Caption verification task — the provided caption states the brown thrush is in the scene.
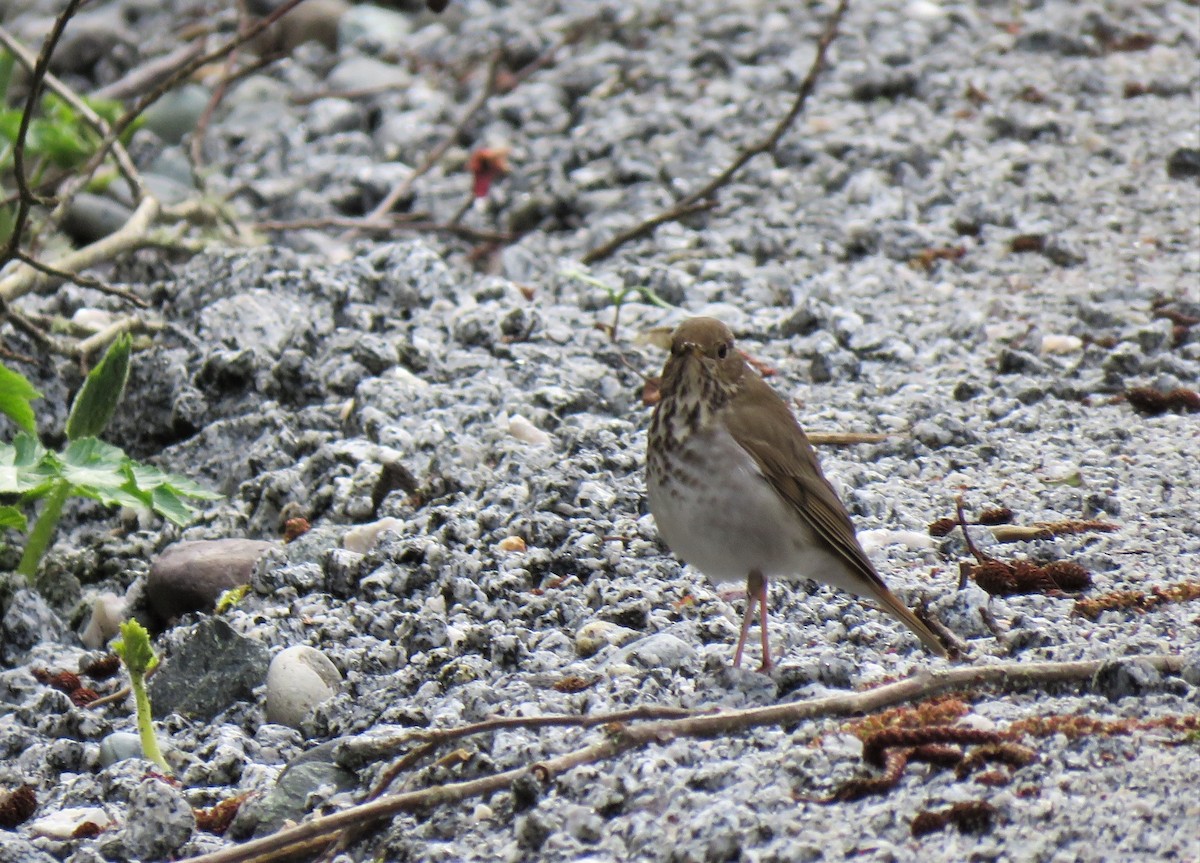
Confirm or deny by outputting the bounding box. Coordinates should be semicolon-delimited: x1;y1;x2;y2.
646;317;948;670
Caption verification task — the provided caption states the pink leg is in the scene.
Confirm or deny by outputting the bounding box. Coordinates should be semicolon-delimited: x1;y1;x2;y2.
753;572;773;672
732;576;759;669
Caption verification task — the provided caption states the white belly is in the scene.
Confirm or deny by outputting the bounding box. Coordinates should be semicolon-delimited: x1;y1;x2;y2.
647;427;855;591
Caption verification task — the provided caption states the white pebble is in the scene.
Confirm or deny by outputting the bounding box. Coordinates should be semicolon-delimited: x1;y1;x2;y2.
1040;333;1083;354
508;414;552;446
30;807;113;839
343;517;405;553
265;646;343;730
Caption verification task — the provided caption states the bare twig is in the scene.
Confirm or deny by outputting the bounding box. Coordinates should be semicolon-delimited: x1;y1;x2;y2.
191;0;274;169
0;196;161;304
580;0;852;264
807;431;892;446
340;51;504;242
0;24;143;200
0;0;88;267
60;0;312;207
258;215;516;244
73;316;159;361
12;251;147;307
180;654;1183;863
90;41;208;102
0;304;55;352
955;495;988;564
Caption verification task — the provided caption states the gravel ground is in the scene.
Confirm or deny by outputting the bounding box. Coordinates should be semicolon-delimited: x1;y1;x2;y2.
1;0;1198;861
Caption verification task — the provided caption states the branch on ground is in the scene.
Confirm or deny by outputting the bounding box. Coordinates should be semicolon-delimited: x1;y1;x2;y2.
580;0;852;264
179;653;1184;863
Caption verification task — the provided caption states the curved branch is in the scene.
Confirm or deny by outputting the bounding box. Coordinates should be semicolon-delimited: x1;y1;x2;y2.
581;0;851;264
181;653;1184;863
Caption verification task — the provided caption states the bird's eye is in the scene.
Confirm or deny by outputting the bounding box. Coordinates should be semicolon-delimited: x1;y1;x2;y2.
716;342;729;359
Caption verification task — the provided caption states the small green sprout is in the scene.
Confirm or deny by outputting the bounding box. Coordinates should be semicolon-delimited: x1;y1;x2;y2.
563;268;674;342
111;619;170;773
214;584;251;614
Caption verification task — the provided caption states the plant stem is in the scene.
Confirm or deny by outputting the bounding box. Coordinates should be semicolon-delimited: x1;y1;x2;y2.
130;669;170;772
17;478;69;580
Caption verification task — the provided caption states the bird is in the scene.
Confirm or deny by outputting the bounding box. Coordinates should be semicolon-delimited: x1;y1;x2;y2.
645;316;948;670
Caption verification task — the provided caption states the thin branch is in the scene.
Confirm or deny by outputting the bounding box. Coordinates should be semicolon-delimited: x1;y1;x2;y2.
191;0;276;169
807;431;892;446
58;0;312;208
72;316;158;361
0;0;87;267
13;250;149;308
580;0;851;264
341;51;504;243
180;653;1184;863
0;195;161;303
0;24;143;200
341;704;697;769
580;200;718;265
0;303;55;352
258;215;517;244
90;41;208;102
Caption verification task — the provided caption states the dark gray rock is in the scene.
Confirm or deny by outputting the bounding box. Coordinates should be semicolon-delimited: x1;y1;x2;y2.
147;617;269;720
231;741;358;838
1;589;67;664
62;193;134;245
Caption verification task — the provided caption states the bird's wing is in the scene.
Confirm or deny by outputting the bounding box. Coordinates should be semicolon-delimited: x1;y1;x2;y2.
722;374;889;590
724;374;948;657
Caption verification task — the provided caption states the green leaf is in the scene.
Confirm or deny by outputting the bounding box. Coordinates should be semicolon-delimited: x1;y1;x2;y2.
66;333;132;440
82;97;125;125
0;433;52;494
128;462;222;500
0;362;42;434
27;118;90;165
112;619;158;677
0;108;20;143
635;284;674;310
0;504;26;531
0;202;15;247
57;437;129;492
112;619;170;774
149;484;197;526
0;52;14;104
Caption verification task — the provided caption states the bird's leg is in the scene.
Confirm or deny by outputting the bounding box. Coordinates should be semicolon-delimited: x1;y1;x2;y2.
732;571;761;669
752;571;773;672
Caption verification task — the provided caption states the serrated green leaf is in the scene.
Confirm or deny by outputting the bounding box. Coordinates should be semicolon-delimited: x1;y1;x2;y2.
0;433;52;494
128;462;222;501
0;363;42;434
58;436;129;485
0;504;26;531
78;478;151;512
112;619;158;677
150;484;194;526
66;333;132;441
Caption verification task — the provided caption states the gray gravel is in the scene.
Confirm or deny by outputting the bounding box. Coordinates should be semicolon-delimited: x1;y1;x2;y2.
0;0;1198;861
